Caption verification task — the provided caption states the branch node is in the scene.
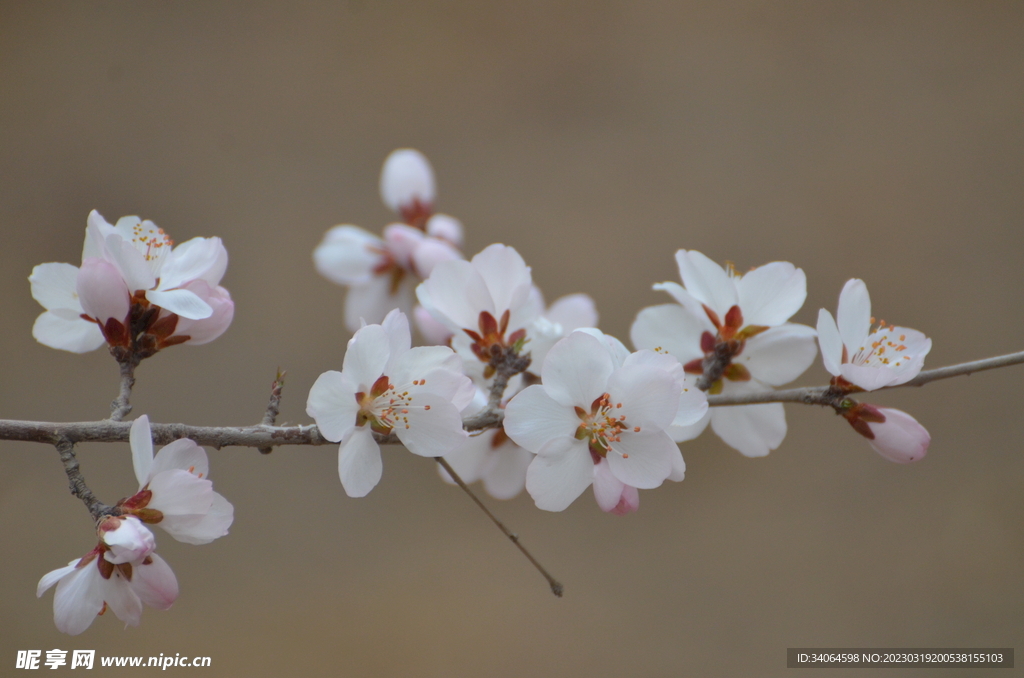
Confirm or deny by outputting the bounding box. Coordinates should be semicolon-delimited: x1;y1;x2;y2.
258;369;287;454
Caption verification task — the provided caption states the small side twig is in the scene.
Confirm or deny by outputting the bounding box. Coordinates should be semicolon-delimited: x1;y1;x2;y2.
435;456;563;597
56;438;117;522
109;360;137;422
258;369;286;454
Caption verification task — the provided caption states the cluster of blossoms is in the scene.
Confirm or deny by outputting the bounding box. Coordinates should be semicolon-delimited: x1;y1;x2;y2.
30;211;233;361
29;148;935;634
37;417;233;634
309;150;935;516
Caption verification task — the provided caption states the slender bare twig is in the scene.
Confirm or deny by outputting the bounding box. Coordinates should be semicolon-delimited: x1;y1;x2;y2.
109;360;137;421
258;369;286;454
706;350;1024;407
55;438;117;521
435;456;563;597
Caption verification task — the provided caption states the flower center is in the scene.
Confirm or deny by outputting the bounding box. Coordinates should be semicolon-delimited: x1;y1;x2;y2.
354;375;431;435
680;304;768;392
574;393;639;461
850;322;912;368
129;220;173;262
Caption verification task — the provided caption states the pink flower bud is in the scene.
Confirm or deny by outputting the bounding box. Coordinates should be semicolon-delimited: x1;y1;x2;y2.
425;213;463;247
99;516;155;564
380;149;435;219
411;238;461;278
851;406;930;463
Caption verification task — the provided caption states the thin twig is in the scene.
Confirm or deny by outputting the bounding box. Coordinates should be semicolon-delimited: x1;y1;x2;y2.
707;350;1024;407
55;438;117;522
435;456;563;597
109;360;136;421
258;369;286;454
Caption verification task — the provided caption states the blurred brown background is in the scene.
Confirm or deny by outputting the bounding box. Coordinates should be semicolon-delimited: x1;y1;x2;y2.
2;2;1022;676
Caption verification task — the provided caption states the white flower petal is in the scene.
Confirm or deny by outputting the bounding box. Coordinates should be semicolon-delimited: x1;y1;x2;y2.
413;304;454;345
130;553;178;610
417;259;495;332
606;429;676;489
675;250;737;315
380;308;412;366
394;394;468;458
471;244;533;321
735;261;806;325
313;225;385;285
652;281;710;322
411;237;462;278
545;293;598;332
51;560;105;635
338;427;383;498
105;232;156;292
481;444;533;500
438;434;489;484
737;324;818;386
710;384;786;457
630;304;706;364
525;437;594;512
77;258;130;322
175;282;234;345
607;364;679;430
32;312;104;353
816;309;844;376
667;408;711;443
157;237;227;289
540;331;615;408
99;567;142;628
668;446;686;482
673;380;710;428
38;560;80;597
344;274;414;332
100;517;155;565
130;416;154;487
161;491;233;544
382;223;426;268
504;385;581;453
342;324;391;390
592;459;627;512
30;262;83;312
306;370;359;443
83;210;116;260
146;470;214;518
837;278;871;349
425;213;463;246
145;288;213;320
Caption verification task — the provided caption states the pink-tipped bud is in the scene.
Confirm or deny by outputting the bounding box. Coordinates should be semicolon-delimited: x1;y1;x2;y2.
850;406;930;463
380;149;435;221
99;516;156;564
425;213;463;247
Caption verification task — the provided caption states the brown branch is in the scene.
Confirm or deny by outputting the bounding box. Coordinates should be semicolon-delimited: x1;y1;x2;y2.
55;438;118;522
435;456;563;597
5;351;1022;447
109;360;136;421
706;350;1024;407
